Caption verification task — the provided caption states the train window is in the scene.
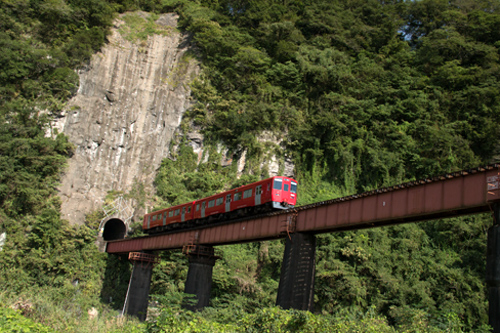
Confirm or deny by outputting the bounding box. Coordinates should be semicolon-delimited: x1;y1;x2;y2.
216;197;224;206
226;194;231;203
188;207;191;213
182;207;186;214
284;184;289;192
196;204;200;211
256;185;262;195
208;200;215;208
291;182;297;194
234;192;241;201
174;209;180;216
243;189;252;199
273;179;282;190
152;215;157;221
169;211;173;217
202;202;206;208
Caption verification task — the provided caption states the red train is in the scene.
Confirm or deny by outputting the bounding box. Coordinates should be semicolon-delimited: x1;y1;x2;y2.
143;176;298;233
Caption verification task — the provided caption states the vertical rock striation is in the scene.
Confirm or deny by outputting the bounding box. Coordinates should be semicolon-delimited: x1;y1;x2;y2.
53;13;199;224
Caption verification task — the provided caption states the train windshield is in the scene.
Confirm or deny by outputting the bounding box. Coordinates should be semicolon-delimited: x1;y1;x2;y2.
273;178;282;190
290;182;297;193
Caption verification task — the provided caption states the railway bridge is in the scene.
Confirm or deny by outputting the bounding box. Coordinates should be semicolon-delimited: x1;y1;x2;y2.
106;164;500;330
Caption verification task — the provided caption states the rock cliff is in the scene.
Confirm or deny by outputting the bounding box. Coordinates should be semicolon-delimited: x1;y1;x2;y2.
53;13;199;224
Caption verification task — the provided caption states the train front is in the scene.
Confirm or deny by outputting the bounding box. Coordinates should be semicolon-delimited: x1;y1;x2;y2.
271;177;297;209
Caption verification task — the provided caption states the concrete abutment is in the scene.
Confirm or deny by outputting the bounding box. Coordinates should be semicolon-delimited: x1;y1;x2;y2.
122;256;154;321
183;246;217;311
487;203;500;332
276;233;316;311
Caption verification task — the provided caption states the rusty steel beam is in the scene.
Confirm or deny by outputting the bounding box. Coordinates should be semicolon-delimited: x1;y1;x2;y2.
106;164;500;254
296;167;500;233
106;214;293;253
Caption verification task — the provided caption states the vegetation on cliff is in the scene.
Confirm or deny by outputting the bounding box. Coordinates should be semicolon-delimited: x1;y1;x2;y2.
0;0;500;331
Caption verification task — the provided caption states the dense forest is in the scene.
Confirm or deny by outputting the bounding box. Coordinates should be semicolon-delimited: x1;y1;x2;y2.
1;0;500;331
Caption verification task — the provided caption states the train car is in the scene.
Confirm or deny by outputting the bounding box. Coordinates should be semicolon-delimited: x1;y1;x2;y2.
192;176;297;220
143;202;194;231
143;176;297;233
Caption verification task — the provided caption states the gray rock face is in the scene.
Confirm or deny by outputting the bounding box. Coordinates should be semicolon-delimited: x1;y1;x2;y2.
172;128;295;178
53;13;199;224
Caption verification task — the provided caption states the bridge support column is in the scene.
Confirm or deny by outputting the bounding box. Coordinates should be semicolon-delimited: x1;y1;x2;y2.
276;233;316;311
122;252;156;321
183;246;217;311
487;203;500;332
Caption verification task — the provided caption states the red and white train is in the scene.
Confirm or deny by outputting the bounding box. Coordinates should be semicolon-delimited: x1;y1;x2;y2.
143;176;298;233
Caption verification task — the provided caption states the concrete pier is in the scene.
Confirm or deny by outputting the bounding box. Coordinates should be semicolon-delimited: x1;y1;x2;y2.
184;246;217;311
487;203;500;332
276;233;316;311
122;253;155;321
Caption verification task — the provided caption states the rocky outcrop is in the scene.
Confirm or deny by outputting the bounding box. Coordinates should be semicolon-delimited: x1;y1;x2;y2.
256;131;295;177
178;129;295;178
53;13;199;224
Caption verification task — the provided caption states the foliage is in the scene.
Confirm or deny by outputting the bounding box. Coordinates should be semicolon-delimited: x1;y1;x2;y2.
154;142;237;208
167;0;500;190
145;305;490;333
150;250;189;297
0;0;125;309
0;305;55;333
0;213;107;299
0;109;73;217
315;215;491;328
0;290;145;333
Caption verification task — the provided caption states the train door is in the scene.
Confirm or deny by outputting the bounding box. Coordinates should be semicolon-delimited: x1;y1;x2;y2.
255;185;262;205
226;194;231;212
182;207;186;222
201;202;206;218
163;212;166;226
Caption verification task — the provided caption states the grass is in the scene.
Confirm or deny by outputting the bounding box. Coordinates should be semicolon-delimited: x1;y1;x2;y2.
0;288;144;333
118;12;174;43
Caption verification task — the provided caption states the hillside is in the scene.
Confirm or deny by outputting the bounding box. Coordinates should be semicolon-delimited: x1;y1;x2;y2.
1;0;500;331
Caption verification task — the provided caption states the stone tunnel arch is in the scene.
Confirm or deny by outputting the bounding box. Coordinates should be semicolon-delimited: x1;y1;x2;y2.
102;218;127;241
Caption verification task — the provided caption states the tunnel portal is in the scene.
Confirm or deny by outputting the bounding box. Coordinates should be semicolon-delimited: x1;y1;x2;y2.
102;218;127;241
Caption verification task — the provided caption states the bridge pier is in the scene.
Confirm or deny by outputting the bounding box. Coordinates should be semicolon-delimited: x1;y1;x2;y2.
183;246;217;311
122;252;156;321
276;233;316;311
487;203;500;332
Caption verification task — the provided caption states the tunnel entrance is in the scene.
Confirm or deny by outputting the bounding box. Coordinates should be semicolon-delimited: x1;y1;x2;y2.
102;218;127;241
